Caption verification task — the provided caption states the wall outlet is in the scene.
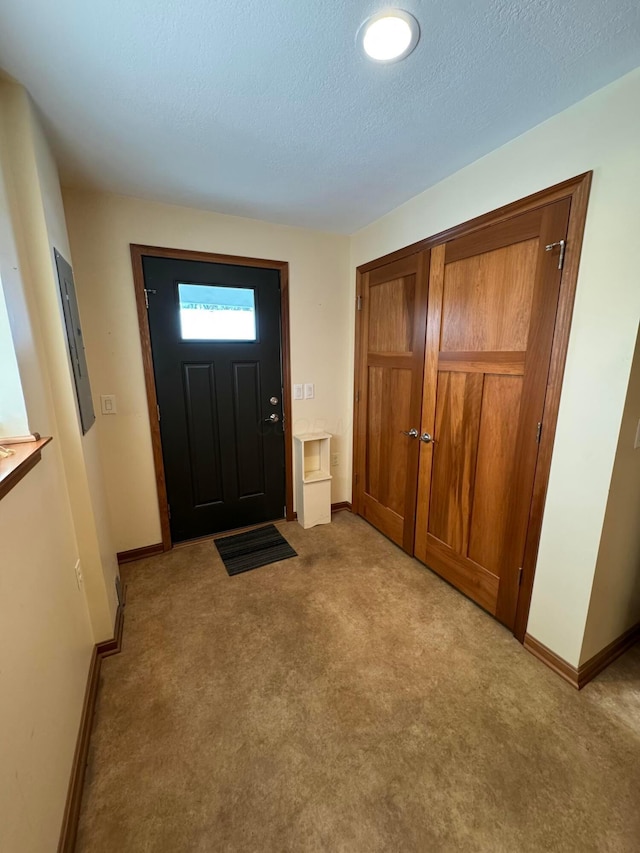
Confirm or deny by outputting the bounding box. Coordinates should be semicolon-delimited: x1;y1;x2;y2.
304;383;315;399
293;384;303;400
331;452;339;467
74;559;83;590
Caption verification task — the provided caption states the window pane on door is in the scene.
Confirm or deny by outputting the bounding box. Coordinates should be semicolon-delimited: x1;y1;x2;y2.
178;283;256;341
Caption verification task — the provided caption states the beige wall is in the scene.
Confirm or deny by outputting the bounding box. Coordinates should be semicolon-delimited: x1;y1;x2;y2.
0;459;93;851
350;68;640;666
63;190;352;552
30;99;120;629
580;328;640;663
0;80;114;852
0;81;118;639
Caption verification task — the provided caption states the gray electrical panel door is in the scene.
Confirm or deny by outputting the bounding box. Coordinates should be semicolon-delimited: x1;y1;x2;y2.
55;249;95;434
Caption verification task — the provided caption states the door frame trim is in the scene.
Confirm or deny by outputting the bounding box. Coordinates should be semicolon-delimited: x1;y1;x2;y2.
130;244;294;551
352;172;592;643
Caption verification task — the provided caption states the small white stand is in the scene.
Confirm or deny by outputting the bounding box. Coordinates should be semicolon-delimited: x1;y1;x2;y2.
294;432;332;529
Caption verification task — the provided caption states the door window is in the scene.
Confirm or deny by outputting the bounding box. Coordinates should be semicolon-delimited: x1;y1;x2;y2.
178;283;256;341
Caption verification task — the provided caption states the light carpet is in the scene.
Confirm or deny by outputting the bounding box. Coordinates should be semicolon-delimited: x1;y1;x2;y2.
77;511;640;852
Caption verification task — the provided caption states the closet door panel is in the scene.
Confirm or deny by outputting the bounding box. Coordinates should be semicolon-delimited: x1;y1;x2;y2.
353;252;429;552
415;200;571;628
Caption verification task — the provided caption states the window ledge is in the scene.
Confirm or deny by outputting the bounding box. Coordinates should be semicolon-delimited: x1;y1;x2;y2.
0;435;52;501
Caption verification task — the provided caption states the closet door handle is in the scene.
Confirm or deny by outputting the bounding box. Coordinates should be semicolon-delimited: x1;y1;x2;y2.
402;428;419;438
420;432;433;444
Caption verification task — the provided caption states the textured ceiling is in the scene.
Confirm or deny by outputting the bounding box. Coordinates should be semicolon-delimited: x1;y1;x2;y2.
0;0;639;233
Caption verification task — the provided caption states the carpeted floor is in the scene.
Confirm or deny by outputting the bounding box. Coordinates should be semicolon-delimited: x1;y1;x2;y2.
76;511;640;852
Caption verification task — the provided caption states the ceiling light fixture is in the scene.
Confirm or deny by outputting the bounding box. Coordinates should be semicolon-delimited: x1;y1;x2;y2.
358;10;420;63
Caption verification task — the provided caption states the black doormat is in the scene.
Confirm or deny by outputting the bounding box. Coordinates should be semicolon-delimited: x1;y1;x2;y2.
215;524;297;576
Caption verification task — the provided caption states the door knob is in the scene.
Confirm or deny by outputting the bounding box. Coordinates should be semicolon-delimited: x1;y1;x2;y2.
402;428;419;438
265;413;280;423
420;432;433;443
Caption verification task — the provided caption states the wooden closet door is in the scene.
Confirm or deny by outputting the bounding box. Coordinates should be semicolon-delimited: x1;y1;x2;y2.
415;200;570;628
353;252;429;551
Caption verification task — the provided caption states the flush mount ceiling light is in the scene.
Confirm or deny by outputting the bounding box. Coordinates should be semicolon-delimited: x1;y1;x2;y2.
358;10;420;63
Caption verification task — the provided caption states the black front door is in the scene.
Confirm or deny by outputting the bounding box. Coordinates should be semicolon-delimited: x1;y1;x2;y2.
143;255;286;542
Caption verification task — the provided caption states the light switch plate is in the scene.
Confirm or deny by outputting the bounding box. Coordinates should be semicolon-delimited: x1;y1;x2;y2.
304;383;314;399
635;418;640;450
100;394;117;415
293;384;303;400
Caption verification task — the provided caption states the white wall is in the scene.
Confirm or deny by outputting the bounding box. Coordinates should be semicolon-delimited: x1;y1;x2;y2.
580;328;640;663
63;190;352;552
350;68;640;667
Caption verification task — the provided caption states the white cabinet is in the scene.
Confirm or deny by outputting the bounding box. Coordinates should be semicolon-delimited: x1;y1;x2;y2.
294;432;332;529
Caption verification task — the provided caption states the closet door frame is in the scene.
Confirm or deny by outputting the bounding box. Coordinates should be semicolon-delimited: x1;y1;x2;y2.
352;172;592;642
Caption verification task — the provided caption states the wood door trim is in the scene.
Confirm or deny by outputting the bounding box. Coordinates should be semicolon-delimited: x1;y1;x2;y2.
513;624;640;689
352;172;592;644
522;634;580;688
279;263;294;522
356;172;591;273
58;602;125;852
574;621;640;687
352;269;367;517
438;351;526;375
130;244;294;552
117;542;165;564
131;244;289;271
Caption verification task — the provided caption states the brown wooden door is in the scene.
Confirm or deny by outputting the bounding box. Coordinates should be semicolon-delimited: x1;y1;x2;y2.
414;200;571;628
353;251;429;551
